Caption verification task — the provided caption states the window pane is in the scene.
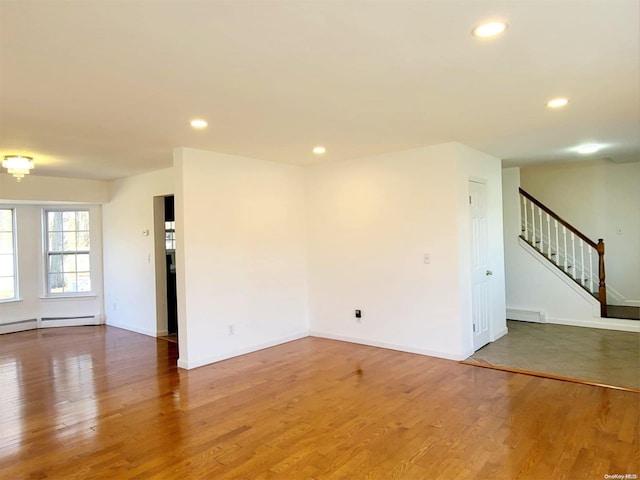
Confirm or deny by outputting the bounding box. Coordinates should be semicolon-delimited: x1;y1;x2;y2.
0;254;13;276
63;232;76;252
63;273;77;292
77;232;90;250
77;272;91;292
0;210;12;232
48;254;63;274
77;211;90;231
62;211;76;231
0;276;14;300
63;254;76;272
77;254;90;272
49;232;63;252
48;211;63;231
49;273;64;293
0;232;13;254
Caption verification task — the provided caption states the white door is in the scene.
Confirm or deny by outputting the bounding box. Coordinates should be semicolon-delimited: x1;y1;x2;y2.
469;181;491;351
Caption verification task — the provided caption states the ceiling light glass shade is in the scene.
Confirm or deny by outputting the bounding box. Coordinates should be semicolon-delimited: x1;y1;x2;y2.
576;144;601;154
2;155;34;182
312;146;326;155
472;21;508;38
190;119;208;128
546;98;569;108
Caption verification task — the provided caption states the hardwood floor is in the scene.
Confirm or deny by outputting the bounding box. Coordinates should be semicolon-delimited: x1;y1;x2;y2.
1;326;638;479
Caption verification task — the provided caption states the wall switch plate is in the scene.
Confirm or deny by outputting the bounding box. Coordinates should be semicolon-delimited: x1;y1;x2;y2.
616;227;623;235
424;253;431;264
228;325;235;335
355;309;361;318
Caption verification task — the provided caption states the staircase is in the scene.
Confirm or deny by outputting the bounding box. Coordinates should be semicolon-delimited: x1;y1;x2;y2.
519;188;607;317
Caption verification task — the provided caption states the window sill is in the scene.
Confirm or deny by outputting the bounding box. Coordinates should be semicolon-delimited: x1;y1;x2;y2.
40;294;97;301
0;298;23;305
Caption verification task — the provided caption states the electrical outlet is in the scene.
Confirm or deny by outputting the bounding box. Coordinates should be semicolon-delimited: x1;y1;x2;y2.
355;310;361;320
228;325;235;336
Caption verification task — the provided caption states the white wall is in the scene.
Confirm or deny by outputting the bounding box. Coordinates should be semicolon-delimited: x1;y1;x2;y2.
306;143;506;360
0;172;109;203
521;160;640;305
102;168;174;336
174;148;309;369
0;173;107;331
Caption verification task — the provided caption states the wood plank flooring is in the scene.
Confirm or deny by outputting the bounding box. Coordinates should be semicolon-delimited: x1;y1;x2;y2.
1;326;638;479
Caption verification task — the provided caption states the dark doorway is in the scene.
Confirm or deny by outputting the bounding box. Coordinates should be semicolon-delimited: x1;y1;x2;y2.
164;196;178;335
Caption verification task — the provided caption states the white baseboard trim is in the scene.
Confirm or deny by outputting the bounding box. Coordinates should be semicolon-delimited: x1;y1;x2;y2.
623;299;640;307
507;308;546;323
105;320;159;338
546;316;640;333
177;330;310;370
309;330;473;361
0;319;38;334
157;330;169;337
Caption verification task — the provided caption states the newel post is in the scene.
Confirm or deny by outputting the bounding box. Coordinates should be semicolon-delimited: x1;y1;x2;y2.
597;239;607;318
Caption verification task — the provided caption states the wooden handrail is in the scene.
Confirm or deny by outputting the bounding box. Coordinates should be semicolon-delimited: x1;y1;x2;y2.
519;188;597;248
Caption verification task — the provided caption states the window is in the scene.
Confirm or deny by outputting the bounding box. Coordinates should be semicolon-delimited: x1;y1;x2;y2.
165;221;175;251
45;210;91;294
0;208;17;300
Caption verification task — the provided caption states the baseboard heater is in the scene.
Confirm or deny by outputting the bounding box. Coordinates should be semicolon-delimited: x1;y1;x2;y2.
0;318;38;335
1;315;101;334
40;315;100;328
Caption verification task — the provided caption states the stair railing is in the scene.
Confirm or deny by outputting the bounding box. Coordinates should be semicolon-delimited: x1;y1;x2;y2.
519;188;607;317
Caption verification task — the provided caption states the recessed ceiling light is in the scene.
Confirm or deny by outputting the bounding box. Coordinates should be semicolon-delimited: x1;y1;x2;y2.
312;146;326;155
472;21;508;38
190;119;208;129
576;144;602;154
546;98;569;108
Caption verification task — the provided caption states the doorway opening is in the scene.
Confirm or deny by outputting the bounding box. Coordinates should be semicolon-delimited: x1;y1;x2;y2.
154;195;178;345
164;196;178;338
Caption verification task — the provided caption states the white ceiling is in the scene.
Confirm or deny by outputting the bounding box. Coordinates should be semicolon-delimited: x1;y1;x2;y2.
1;1;638;180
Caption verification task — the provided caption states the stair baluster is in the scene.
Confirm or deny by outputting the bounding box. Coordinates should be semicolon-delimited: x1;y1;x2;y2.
554;219;559;265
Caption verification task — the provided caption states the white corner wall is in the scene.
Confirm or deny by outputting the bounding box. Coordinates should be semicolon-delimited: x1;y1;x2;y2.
520;160;640;306
174;148;309;369
102;168;174;336
306;143;505;360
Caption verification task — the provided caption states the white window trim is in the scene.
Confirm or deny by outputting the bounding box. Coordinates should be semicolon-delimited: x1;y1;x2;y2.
43;208;94;297
0;206;19;302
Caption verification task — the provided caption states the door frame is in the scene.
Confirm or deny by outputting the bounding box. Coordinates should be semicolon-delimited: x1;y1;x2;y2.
153;195;169;336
